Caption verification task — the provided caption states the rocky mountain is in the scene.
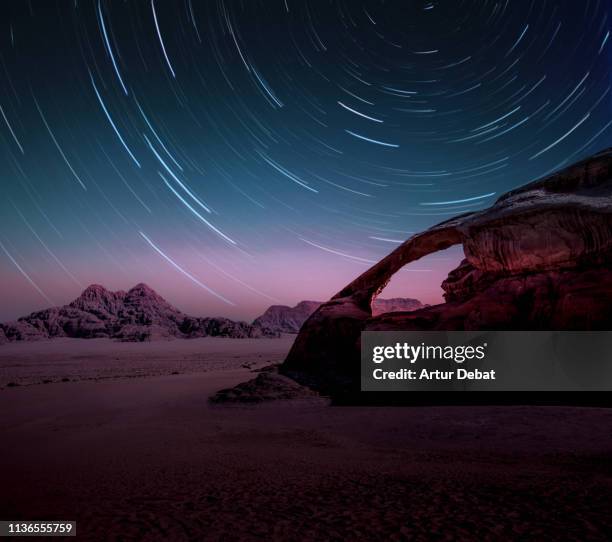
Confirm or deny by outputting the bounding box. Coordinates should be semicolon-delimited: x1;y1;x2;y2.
253;301;322;334
253;298;424;334
0;283;277;343
280;148;612;397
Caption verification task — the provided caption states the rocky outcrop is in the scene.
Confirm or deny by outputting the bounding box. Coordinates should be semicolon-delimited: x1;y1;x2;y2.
280;148;612;397
0;319;48;342
181;316;271;339
253;298;424;334
372;297;424;315
211;372;319;403
0;283;278;342
253;301;322;334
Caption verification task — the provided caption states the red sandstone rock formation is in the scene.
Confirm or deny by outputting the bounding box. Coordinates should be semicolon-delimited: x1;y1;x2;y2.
0;283;277;342
280;148;612;396
253;298;424;334
253;301;322;334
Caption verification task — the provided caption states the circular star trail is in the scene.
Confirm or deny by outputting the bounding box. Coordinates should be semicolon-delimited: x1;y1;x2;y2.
0;0;610;319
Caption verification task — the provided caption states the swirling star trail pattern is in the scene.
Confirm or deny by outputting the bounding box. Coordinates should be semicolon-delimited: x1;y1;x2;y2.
0;1;610;320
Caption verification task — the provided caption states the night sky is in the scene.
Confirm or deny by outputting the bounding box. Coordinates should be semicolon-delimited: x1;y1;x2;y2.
0;1;611;321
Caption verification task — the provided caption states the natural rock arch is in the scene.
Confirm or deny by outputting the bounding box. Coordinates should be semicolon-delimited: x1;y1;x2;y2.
280;222;465;395
280;148;612;397
334;224;464;313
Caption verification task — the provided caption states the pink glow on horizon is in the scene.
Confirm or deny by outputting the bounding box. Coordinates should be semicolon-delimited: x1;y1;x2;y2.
0;245;465;322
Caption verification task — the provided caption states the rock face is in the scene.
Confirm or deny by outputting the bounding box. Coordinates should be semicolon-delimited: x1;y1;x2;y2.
211;372;319;403
253;298;424;334
253;301;322;334
372;297;424;315
0;283;278;342
280;148;612;397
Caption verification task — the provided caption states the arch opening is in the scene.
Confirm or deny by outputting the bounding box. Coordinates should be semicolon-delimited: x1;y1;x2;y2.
371;244;465;315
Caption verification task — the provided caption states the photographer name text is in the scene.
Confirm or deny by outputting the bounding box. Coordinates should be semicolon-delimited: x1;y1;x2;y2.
371;342;496;381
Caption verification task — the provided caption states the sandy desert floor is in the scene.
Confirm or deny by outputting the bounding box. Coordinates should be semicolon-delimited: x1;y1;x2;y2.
0;336;294;388
1;338;612;541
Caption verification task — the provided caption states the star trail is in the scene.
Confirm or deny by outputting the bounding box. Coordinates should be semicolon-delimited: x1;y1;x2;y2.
0;0;610;320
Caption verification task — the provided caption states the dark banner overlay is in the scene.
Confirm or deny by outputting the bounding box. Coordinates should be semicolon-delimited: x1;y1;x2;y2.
361;331;612;392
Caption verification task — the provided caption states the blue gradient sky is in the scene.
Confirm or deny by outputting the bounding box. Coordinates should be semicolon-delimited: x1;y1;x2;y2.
0;1;611;321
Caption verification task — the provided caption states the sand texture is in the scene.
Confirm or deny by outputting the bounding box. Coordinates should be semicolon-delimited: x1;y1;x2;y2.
1;338;612;540
0;336;294;388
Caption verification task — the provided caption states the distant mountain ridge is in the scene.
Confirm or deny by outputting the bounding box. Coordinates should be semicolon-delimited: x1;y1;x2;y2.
253;297;424;334
252;301;322;334
0;283;277;343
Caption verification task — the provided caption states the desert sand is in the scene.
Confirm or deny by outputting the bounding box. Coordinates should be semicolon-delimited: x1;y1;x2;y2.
1;338;612;541
0;336;294;388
